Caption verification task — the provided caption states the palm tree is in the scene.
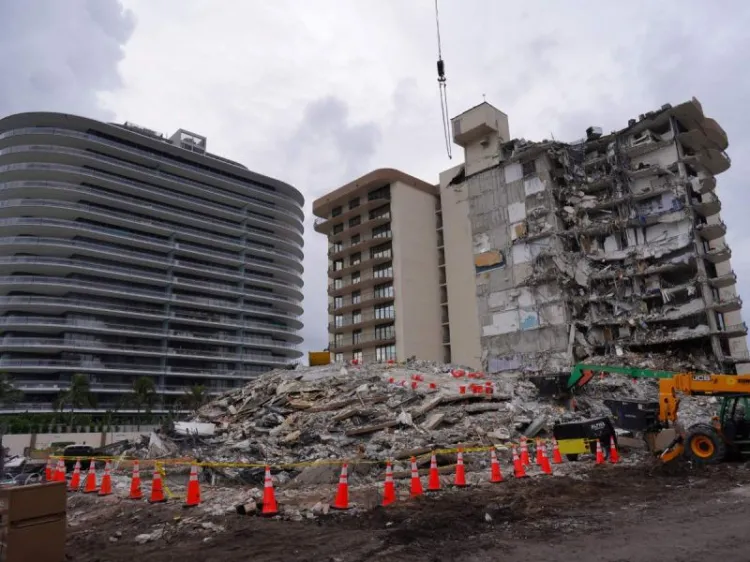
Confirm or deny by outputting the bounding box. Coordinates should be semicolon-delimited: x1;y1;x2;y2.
181;385;208;413
57;374;95;426
131;377;157;429
0;376;22;475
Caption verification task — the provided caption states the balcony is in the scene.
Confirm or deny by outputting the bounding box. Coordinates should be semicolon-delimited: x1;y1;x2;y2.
683;149;731;176
690;175;716;195
691;193;721;217
313;195;390;234
709;296;742;314
328;288;394;314
708;270;737;289
719;351;750;365
703;244;731;264
0;128;305;218
696;220;727;241
328;228;392;260
329;332;396;354
328;269;394;296
716;323;748;338
325;214;392;242
329;309;395;331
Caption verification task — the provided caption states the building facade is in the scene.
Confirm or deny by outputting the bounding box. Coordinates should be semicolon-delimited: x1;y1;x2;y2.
447;99;750;375
312;169;447;365
0;112;304;412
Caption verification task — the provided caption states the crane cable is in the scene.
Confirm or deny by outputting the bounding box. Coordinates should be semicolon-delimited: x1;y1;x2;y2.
435;0;452;159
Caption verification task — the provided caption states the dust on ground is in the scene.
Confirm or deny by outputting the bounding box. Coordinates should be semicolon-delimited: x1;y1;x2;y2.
67;462;750;562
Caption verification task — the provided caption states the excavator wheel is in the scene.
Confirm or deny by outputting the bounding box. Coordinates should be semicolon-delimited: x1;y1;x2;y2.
683;423;727;464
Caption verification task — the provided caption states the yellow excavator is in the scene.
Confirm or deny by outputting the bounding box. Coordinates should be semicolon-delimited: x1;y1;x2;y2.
655;372;750;463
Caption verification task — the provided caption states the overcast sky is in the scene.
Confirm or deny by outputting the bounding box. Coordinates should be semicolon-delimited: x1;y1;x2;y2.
2;0;750;357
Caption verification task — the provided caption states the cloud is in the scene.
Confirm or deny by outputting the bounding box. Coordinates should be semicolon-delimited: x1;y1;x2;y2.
0;0;135;119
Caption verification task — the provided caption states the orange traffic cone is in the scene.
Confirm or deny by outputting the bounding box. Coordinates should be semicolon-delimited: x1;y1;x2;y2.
409;457;423;498
69;459;82;492
551;438;563;464
99;461;112;496
129;461;143;500
54;459;66;482
184;464;201;507
83;459;98;493
540;446;553;475
45;458;53;481
512;446;527;479
454;449;467;487
535;438;544;465
261;466;278;515
382;461;396;506
609;436;620;464
149;466;167;503
520;438;530;466
595;440;605;465
427;453;441;491
331;463;350;510
489;448;503;483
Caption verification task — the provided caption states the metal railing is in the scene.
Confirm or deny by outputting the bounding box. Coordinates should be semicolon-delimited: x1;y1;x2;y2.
0;128;304;215
0;142;304;224
330;310;395;329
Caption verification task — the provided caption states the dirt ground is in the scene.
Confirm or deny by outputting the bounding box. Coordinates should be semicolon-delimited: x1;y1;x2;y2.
67;462;750;562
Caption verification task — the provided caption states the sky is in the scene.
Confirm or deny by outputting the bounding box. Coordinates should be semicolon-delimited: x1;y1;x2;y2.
2;0;750;357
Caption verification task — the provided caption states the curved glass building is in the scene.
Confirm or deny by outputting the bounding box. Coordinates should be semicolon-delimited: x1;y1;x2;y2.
0;113;304;413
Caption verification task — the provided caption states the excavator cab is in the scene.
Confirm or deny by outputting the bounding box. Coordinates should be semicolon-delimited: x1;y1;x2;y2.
717;396;750;456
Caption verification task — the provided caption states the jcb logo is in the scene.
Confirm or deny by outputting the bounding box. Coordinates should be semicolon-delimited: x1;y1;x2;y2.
692;374;711;382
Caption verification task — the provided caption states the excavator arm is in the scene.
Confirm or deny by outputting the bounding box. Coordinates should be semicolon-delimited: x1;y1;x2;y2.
566;363;677;391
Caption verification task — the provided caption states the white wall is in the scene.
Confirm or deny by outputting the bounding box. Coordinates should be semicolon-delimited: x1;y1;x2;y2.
3;427;158;457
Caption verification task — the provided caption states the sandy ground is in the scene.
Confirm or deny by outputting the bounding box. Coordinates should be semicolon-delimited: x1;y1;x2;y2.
66;461;750;562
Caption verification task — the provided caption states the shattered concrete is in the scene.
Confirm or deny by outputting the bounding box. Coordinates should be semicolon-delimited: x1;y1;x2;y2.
455;98;747;376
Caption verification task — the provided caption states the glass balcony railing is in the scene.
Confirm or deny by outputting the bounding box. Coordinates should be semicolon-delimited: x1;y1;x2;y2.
0;139;304;223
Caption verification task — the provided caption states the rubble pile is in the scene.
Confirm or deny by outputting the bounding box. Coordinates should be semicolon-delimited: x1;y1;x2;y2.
128;359;718;483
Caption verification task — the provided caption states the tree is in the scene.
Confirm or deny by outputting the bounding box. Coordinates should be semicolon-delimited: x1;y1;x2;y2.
181;385;208;413
57;374;95;426
131;377;157;429
0;376;22;475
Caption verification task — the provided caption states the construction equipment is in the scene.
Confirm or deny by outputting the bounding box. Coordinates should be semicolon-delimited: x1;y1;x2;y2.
552;416;618;461
654;373;750;463
566;363;677;391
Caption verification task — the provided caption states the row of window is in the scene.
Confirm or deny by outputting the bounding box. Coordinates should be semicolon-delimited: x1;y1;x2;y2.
332;283;393;309
332;323;395;347
332;303;395;328
330;223;392;255
331;262;393;290
333;343;396;364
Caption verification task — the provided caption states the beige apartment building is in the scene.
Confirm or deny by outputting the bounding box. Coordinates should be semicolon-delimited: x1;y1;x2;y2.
315;98;749;376
313;169;463;365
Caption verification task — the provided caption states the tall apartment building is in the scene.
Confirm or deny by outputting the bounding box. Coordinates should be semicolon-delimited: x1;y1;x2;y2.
0;112;304;412
446;98;750;375
312;169;448;365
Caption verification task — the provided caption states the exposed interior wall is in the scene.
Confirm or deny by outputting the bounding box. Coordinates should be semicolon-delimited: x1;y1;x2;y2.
391;181;443;362
439;166;482;369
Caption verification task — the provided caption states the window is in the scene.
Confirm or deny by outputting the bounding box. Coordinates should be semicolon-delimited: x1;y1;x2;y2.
351;234;361;246
350;252;361;266
333;259;344;271
334;278;343;290
334;353;344;363
522;160;537;177
372;223;391;239
368;185;391;201
348;197;360;210
374;303;394;320
352;271;361;284
333;296;343;309
369;205;390;220
333;223;344;235
352;329;362;345
331;206;343;217
374;283;394;299
331;241;342;253
376;344;396;362
375;323;395;340
371;243;392;259
352;291;361;305
334;333;343;346
352;350;363;363
349;216;361;228
352;309;362;324
334;315;343;328
373;263;393;278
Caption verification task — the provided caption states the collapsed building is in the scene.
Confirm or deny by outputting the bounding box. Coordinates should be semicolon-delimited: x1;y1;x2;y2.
443;98;749;376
